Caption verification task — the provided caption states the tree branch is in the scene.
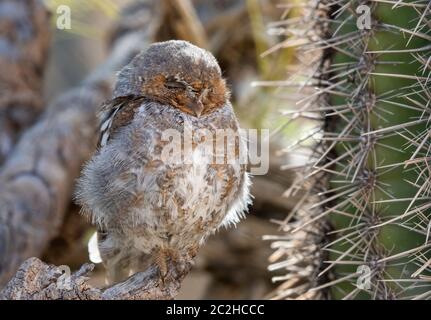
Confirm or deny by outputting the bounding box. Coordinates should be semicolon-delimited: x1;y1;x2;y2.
0;257;191;300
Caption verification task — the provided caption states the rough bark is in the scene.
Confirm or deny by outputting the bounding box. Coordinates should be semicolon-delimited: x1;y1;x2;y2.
0;0;51;164
0;1;161;287
0;257;190;300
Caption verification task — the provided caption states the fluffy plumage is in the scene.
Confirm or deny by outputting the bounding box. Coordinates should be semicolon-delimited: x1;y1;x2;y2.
75;40;251;283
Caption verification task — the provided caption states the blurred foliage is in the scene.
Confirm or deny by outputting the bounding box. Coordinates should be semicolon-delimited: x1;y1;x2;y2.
43;0;305;144
44;0;123;38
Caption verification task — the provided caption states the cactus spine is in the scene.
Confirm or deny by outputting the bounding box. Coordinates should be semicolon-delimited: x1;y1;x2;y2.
267;0;431;299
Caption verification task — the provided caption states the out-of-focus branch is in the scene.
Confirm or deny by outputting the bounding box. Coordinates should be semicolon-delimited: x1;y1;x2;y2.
161;0;208;49
0;85;103;287
0;0;51;164
0;258;100;300
0;257;191;300
0;1;161;287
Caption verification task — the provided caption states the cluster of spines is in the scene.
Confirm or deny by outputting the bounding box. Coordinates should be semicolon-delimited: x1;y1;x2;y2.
265;0;431;299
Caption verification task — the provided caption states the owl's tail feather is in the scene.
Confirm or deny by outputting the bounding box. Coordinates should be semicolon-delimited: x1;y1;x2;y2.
105;250;155;285
92;235;194;285
91;231;150;285
104;250;146;285
88;231;124;285
105;259;130;285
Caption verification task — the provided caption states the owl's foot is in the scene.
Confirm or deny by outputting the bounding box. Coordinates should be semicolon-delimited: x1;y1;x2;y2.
154;248;176;285
154;247;195;286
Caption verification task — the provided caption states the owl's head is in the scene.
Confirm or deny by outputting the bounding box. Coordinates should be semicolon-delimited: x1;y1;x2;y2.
114;40;229;117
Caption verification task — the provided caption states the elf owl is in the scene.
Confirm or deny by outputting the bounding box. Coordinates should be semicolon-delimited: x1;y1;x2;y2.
75;40;251;284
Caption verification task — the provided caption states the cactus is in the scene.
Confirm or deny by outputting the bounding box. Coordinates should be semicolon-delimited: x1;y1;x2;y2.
266;0;431;299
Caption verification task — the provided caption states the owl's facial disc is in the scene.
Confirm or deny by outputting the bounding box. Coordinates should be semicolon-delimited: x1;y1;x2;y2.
142;74;229;117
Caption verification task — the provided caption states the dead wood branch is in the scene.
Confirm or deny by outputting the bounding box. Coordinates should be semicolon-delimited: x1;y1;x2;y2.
0;1;160;287
0;258;100;300
0;0;51;164
0;257;191;300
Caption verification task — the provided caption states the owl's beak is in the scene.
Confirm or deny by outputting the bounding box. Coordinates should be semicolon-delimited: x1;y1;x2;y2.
189;100;204;118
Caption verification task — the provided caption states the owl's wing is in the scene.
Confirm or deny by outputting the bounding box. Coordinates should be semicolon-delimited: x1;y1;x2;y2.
98;95;145;147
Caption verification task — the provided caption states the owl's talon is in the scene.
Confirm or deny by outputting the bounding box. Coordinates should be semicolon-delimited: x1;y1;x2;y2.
154;247;170;285
158;271;167;286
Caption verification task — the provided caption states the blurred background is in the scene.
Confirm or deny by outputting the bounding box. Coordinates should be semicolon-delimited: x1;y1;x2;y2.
3;0;430;301
36;0;304;299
